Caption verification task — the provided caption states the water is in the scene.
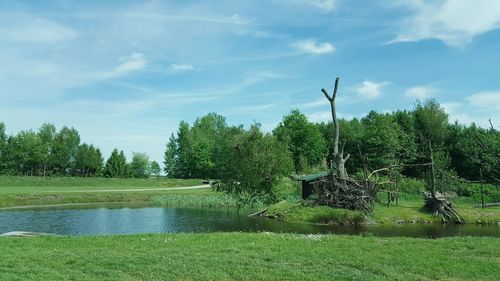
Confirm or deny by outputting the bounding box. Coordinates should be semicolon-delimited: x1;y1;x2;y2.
0;205;498;238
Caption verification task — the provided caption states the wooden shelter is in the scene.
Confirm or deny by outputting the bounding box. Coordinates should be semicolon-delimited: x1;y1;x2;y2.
298;171;331;199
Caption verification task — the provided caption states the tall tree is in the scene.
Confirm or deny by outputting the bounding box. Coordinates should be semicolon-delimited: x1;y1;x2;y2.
273;109;327;173
104;149;128;178
164;133;177;178
0;122;7;173
150;161;161;177
130;152;150;178
10;130;44;175
321;77;350;178
50;126;80;175
38;123;56;177
175;121;193;178
219;124;293;201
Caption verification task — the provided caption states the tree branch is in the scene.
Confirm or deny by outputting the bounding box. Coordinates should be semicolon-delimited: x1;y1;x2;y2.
321;88;332;101
332;77;339;101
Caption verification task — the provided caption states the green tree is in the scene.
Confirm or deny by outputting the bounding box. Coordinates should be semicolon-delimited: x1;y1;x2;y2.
414;99;448;149
74;144;104;177
360;111;403;170
164;133;177;178
150;161;161;177
38;123;56;177
10;130;44;175
189;113;227;178
175;121;193;178
273;110;327;173
0;122;7;173
104;149;128;177
219;124;293;202
130;152;150;178
50;126;80;175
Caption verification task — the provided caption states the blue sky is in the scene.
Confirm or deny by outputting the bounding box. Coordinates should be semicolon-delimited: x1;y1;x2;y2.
1;0;499;165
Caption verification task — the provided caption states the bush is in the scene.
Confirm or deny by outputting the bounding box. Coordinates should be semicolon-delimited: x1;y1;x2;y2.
397;177;426;194
272;177;301;201
456;182;500;203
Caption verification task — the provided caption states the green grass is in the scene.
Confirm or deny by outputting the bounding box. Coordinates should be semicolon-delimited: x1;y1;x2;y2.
0;176;207;208
0;176;202;191
153;193;242;208
0;233;498;280
265;201;365;225
263;196;500;225
372;194;500;224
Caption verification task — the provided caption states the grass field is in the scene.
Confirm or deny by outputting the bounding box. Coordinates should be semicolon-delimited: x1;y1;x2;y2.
0;233;498;280
0;176;208;208
264;198;500;225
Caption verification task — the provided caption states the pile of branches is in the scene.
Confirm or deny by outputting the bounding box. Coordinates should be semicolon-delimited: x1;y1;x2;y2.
311;175;378;212
424;191;464;224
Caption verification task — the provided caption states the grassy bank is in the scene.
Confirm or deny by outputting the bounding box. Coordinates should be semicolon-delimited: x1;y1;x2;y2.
0;176;202;190
152;193;266;209
0;176;207;208
263;198;500;225
265;201;365;224
1;233;498;280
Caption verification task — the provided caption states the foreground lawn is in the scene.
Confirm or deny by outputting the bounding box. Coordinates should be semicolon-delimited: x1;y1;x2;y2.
0;233;498;280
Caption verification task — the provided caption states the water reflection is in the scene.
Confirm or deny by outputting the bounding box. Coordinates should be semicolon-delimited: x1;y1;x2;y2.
0;206;498;238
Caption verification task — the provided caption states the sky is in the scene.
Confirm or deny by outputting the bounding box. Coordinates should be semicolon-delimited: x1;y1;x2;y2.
1;0;500;166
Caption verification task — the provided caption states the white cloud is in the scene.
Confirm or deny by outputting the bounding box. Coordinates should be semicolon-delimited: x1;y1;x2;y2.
170;64;195;71
296;0;338;12
308;111;357;123
0;18;77;43
355;80;388;99
303;98;328;108
404;85;436;99
442;92;499;127
293;39;335;54
466;91;500;112
103;52;146;78
391;0;500;47
308;111;331;122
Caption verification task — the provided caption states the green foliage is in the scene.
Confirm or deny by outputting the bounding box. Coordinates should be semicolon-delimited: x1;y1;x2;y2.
218;124;293;201
265;201;365;224
397;177;426;194
74;144;103;177
455;182;500;203
414;99;449;148
152;193;261;208
50;126;81;175
163;133;177;178
272;177;301;201
130;152;151;178
150;161;161;176
104;149;128;178
273;109;327;173
447;123;500;182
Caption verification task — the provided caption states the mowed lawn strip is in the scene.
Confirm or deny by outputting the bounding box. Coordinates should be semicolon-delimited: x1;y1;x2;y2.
0;176;209;208
0;233;498;281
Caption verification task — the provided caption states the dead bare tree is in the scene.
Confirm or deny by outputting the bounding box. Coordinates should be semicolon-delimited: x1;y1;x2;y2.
321;77;349;178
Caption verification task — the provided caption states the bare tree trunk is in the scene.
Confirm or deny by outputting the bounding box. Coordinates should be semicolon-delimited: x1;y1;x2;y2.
322;77;350;179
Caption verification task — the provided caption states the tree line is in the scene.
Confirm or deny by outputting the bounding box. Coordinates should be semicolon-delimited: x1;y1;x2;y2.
164;99;499;199
0;123;161;178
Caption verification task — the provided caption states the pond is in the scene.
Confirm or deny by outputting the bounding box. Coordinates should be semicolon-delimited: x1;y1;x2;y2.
0;205;498;238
